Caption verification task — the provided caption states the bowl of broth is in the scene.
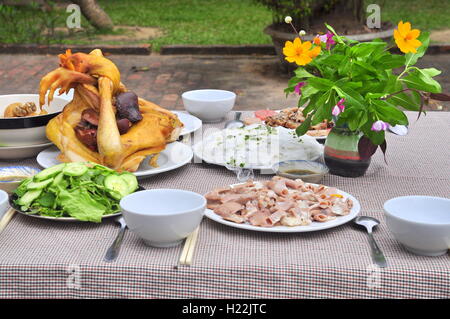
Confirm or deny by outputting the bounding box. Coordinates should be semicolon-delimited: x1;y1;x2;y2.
0;166;41;194
273;160;329;183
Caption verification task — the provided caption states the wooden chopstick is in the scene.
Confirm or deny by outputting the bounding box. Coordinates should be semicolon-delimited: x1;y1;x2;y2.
0;207;16;234
184;227;200;266
179;232;194;265
179;226;200;266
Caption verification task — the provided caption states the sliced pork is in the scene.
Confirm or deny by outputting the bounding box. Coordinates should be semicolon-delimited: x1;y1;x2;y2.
205;176;353;227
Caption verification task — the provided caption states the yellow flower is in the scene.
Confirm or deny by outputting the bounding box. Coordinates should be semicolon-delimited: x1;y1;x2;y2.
394;21;422;54
283;37;321;66
309;45;321;58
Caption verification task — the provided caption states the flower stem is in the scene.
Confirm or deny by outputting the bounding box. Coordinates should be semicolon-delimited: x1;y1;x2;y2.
288;22;299;37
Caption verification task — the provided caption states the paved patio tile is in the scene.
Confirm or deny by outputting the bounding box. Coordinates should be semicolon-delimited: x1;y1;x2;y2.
0;53;448;111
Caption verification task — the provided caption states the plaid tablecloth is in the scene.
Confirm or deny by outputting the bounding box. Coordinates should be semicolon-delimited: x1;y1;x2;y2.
0;111;449;299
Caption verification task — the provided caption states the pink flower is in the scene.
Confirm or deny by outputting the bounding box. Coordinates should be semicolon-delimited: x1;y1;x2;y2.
325;31;336;49
332;98;346;116
294;82;306;95
318;34;328;43
371;120;389;132
332;105;341;116
336;98;345;111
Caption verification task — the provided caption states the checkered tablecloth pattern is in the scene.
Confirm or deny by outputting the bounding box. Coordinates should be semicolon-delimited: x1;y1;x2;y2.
0;111;449;299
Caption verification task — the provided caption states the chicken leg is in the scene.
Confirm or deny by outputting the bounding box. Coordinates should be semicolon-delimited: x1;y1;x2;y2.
97;77;124;168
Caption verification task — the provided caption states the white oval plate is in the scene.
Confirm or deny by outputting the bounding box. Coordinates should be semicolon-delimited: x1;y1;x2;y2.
172;111;202;135
204;184;360;233
192;141;322;171
36;142;193;178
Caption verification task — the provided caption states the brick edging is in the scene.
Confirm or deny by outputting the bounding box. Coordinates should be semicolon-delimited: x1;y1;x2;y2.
0;44;151;55
160;44;276;55
0;43;448;55
160;43;450;56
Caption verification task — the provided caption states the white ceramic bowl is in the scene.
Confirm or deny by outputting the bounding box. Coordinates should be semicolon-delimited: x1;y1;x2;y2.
182;89;236;123
384;196;450;256
120;189;206;248
0;190;8;220
0;93;71;146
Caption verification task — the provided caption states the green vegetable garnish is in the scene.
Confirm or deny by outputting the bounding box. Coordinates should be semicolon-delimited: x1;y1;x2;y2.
13;162;139;223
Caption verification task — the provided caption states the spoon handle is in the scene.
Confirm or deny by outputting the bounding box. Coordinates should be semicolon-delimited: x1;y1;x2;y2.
104;224;127;262
368;232;387;268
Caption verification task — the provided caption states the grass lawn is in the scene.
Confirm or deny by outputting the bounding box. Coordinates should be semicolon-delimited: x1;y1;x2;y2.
98;0;273;51
378;0;450;32
0;0;448;51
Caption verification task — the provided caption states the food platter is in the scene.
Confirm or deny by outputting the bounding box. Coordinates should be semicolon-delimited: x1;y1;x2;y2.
204;183;360;233
192;124;323;170
172;111;202;135
36;141;193;178
9;185;145;222
247;109;331;141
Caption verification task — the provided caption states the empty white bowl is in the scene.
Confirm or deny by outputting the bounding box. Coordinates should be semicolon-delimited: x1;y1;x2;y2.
384;196;450;256
182;89;236;123
120;189;206;248
0;190;8;220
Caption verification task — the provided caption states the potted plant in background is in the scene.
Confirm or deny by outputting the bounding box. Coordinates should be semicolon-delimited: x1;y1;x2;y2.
282;19;450;177
257;0;395;71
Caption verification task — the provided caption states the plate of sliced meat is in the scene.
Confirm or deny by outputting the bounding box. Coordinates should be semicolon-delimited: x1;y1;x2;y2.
244;108;332;141
204;176;360;233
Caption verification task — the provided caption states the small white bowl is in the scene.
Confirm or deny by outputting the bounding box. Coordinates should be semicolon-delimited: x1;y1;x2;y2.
0;166;41;194
384;196;450;256
273;160;329;184
0;190;8;220
120;189;206;248
182;89;236;123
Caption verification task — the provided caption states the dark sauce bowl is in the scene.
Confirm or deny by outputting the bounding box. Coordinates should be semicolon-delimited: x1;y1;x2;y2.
272;160;329;184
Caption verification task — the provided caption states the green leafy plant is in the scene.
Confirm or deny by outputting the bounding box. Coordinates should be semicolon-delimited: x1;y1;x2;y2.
284;22;449;158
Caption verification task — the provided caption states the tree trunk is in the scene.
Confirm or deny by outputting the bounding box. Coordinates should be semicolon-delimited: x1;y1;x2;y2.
1;0;114;30
72;0;113;30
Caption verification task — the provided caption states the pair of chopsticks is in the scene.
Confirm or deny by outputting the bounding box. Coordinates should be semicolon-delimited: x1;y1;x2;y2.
179;226;200;266
0;208;16;234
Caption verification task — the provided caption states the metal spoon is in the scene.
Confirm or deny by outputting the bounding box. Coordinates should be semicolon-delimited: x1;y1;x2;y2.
354;216;388;268
224;111;244;129
388;124;408;136
104;216;127;263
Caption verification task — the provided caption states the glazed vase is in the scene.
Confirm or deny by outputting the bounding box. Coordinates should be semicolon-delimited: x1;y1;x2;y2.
324;125;370;177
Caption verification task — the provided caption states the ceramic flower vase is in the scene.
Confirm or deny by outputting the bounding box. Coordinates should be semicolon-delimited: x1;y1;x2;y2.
324;125;370;177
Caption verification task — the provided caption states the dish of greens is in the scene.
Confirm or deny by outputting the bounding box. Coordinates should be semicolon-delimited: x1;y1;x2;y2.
11;162;140;222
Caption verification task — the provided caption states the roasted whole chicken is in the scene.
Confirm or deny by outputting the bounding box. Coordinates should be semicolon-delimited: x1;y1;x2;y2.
40;49;183;172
